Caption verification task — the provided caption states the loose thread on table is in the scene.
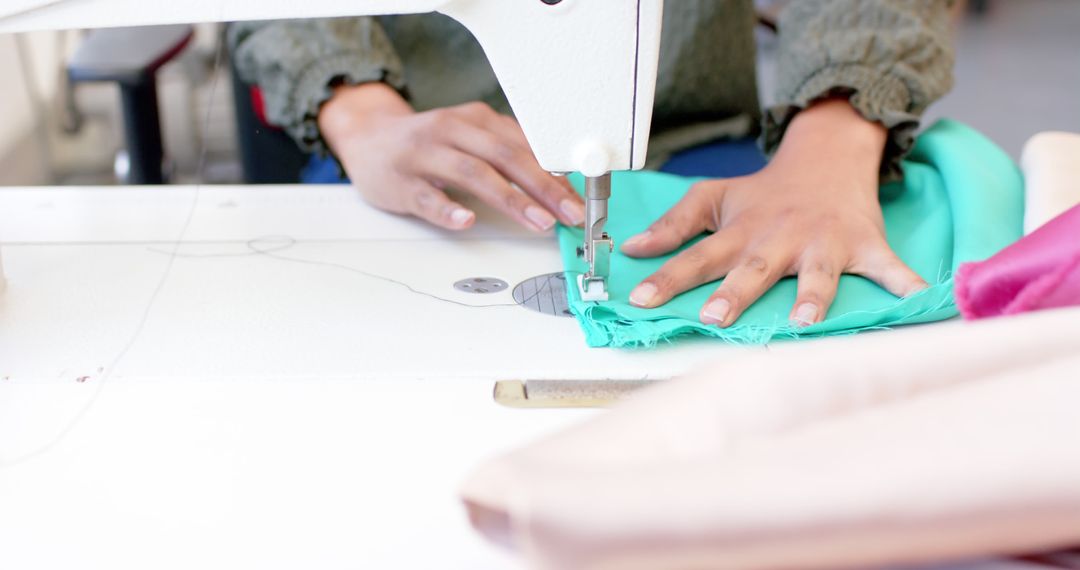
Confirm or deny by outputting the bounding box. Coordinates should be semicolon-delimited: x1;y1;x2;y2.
0;39;228;469
148;235;572;310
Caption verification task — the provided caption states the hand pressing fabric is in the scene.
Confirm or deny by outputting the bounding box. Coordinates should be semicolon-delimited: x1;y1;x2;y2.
318;82;585;232
623;98;928;328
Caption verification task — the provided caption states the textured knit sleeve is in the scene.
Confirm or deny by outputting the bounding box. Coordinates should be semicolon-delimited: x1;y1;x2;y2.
763;0;955;180
228;18;406;154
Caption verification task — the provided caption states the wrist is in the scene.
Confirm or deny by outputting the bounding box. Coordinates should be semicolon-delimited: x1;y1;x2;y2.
773;97;887;170
318;82;412;151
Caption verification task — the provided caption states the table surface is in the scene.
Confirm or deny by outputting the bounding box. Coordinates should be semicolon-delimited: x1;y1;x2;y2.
0;184;748;569
0;184;1044;570
3;184;1034;570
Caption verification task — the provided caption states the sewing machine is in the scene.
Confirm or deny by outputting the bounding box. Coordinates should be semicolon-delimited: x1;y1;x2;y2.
0;5;742;567
0;0;665;300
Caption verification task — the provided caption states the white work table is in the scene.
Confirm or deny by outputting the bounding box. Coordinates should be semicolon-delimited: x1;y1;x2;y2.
0;184;745;569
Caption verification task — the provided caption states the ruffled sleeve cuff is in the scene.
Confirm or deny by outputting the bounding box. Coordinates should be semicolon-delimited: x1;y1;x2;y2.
762;64;921;182
286;54;408;156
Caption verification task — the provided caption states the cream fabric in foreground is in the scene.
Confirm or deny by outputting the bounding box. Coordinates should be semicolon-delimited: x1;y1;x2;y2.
461;307;1080;570
1022;131;1080;234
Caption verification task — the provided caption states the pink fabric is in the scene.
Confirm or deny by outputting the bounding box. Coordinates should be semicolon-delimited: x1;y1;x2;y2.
956;203;1080;319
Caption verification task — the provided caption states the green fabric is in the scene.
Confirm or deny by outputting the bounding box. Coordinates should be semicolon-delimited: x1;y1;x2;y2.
559;120;1025;348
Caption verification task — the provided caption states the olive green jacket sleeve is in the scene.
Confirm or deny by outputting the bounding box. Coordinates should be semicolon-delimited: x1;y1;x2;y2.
228;18;407;154
765;0;955;180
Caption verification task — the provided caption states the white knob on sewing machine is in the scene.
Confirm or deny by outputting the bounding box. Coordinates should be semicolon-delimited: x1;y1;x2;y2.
575;141;613;178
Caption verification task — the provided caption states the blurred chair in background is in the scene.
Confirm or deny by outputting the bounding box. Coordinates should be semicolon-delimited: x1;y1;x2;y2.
228;47;307;184
66;25;193;184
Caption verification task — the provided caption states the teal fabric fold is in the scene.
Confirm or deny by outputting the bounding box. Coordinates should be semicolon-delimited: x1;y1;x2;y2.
559;120;1025;348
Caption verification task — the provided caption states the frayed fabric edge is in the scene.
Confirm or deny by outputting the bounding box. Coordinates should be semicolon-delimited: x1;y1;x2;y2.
571;280;960;349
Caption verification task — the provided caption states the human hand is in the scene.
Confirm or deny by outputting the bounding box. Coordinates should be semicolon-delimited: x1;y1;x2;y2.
318;82;584;231
622;99;928;327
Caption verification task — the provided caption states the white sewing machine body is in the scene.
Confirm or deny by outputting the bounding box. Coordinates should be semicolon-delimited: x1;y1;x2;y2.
1;0;665;297
1;0;661;176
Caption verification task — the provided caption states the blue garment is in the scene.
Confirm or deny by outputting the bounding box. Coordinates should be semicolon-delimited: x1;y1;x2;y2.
658;138;766;178
301;154;349;184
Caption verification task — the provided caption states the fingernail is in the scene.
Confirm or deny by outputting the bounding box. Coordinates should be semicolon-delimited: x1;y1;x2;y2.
450;208;474;228
702;298;731;325
559;199;585;226
791;303;819;328
903;281;930;298
629;283;658;308
623;231;651;249
525;206;556;231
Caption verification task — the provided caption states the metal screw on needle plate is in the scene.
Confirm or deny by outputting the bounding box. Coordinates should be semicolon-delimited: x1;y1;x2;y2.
453;277;509;295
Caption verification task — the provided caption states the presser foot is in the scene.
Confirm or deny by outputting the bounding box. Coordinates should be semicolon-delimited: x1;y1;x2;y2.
577;274;609;302
577;173;613;302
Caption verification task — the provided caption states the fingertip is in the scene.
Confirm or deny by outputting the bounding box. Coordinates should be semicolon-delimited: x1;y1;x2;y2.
902;279;930;298
861;248;931;300
701;297;732;327
789;302;821;328
524;206;556;232
884;270;930;299
628;282;659;308
558;198;585;227
448;207;476;230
